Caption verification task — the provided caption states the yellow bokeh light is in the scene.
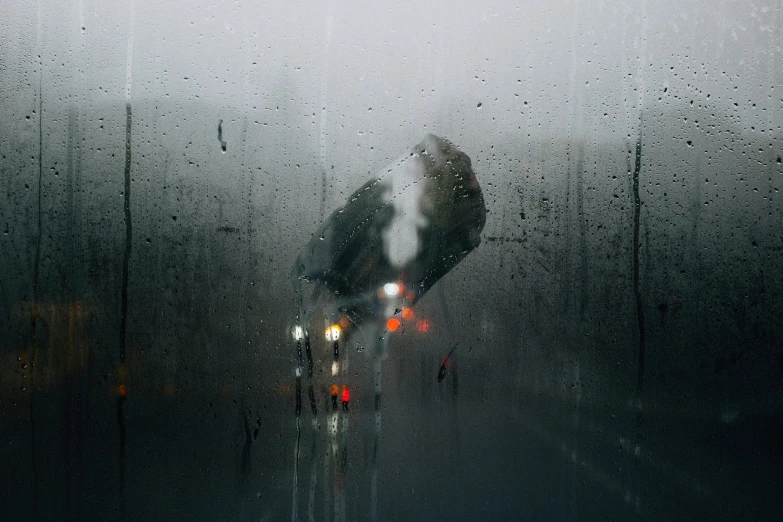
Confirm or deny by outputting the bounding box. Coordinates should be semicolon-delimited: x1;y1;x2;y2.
325;324;341;341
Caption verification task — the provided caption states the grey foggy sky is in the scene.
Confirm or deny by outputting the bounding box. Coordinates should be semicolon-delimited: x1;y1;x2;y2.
4;0;780;145
1;0;780;240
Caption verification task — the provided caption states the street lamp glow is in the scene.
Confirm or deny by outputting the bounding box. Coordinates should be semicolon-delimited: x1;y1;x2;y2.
325;325;341;341
292;325;304;340
383;282;400;297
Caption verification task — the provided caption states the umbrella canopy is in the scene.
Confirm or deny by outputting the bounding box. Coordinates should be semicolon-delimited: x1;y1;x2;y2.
294;133;486;307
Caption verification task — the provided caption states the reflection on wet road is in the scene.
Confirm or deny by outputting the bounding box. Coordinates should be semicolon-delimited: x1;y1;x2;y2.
17;375;770;522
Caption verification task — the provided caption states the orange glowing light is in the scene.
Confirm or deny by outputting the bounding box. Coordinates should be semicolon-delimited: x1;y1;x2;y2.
341;385;350;403
338;316;351;329
118;384;127;397
402;308;414;320
386;318;400;331
416;319;430;333
331;384;339;396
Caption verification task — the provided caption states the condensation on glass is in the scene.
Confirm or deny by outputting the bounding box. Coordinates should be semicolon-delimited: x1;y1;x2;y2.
0;1;780;521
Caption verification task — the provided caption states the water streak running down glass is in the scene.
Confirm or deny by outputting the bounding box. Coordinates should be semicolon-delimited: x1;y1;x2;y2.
1;1;781;520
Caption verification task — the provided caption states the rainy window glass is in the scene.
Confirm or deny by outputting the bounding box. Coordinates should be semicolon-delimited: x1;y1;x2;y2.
1;1;781;520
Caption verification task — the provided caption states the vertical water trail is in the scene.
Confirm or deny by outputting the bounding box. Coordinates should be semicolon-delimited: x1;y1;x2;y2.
576;145;588;320
296;279;305;324
306;333;317;522
291;415;301;522
118;98;132;494
307;418;318;522
635;1;647;394
29;2;44;512
292;278;306;522
301;282;319;522
330;408;339;522
118;2;135;513
318;1;335;177
217;119;227;152
322;409;331;522
371;357;382;522
292;325;303;522
564;0;581;324
292;277;316;522
632;127;645;391
335;415;348;522
333;322;346;522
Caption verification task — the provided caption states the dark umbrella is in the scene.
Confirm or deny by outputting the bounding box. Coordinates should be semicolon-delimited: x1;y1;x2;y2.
293;133;486;348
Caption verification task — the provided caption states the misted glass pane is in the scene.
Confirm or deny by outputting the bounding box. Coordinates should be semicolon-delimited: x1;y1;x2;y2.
1;1;781;520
